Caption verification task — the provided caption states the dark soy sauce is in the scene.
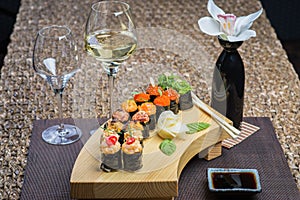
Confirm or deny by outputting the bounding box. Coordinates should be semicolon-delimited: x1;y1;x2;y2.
212;172;257;189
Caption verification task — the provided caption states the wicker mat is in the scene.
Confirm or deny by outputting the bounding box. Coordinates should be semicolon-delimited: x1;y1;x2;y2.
20;117;300;200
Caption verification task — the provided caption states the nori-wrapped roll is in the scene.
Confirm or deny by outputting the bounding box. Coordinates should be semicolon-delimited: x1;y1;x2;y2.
100;134;122;170
121;99;138;118
132;111;150;139
157;74;192;111
179;90;193;110
126;121;144;141
155;105;167;122
138;102;156;130
101;150;122;170
148;114;156;130
124;129;143;142
146;84;163;101
104;119;125;144
122;137;143;171
163;88;179;114
123;152;143;171
153;95;170;119
112;109;130;123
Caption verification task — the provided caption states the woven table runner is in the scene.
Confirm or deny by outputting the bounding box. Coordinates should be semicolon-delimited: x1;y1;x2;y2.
20;117;300;200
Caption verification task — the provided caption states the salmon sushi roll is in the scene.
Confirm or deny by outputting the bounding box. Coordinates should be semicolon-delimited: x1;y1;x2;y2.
132;111;150;139
138;102;157;130
146;84;163;101
121;99;138;118
153;95;170;120
163;88;180;114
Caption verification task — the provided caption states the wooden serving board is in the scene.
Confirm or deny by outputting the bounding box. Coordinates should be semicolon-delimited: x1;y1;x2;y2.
70;105;232;199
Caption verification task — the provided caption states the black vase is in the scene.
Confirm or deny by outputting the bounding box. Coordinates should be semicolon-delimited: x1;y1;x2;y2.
211;37;244;129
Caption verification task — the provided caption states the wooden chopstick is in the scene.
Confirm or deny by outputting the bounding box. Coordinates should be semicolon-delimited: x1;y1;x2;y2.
191;92;240;139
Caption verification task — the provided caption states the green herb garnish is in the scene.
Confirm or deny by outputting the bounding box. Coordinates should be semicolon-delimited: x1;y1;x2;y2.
159;139;176;156
186;122;210;134
158;74;192;95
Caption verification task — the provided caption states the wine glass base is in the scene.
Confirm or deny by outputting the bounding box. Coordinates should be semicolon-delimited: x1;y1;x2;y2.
42;124;82;145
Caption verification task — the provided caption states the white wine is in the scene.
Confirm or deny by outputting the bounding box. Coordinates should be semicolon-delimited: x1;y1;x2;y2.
85;30;137;65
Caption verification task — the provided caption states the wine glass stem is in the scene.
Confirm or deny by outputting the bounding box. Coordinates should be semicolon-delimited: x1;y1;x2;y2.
55;90;65;135
108;73;114;118
103;64;118;118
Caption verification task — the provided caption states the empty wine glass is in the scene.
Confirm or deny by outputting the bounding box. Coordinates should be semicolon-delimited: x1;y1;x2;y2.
33;25;82;145
85;1;137;118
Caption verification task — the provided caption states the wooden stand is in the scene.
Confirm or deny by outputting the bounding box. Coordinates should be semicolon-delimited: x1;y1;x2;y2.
70;106;232;199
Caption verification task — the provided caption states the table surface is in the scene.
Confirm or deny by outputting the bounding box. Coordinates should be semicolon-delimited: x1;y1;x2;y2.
20;117;300;200
0;0;299;199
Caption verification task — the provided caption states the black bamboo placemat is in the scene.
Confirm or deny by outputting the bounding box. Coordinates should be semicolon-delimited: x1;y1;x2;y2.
20;117;300;200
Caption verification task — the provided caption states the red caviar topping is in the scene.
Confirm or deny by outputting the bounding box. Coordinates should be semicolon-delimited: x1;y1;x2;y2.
163;88;179;101
153;95;170;107
134;93;150;103
146;84;163;96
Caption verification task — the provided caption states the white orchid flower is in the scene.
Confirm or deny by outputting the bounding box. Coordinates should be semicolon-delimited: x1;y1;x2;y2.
198;0;263;42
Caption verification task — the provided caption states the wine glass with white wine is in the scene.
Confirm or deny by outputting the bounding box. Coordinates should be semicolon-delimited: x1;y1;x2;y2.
33;25;82;145
85;1;137;118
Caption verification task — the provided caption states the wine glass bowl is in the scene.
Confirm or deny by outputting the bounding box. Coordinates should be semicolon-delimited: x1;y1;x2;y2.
85;1;137;117
33;25;82;145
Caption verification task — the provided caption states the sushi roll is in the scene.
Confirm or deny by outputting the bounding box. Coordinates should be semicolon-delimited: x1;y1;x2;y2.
138;102;157;130
157;73;193;110
179;90;193;110
133;93;150;105
104;119;125;143
122;137;143;171
132;111;150;139
127;120;144;131
121;99;138;117
146;84;163;101
153;95;170;120
106;118;125;131
112;109;130;123
124;129;143;142
100;133;122;171
163;88;180;114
